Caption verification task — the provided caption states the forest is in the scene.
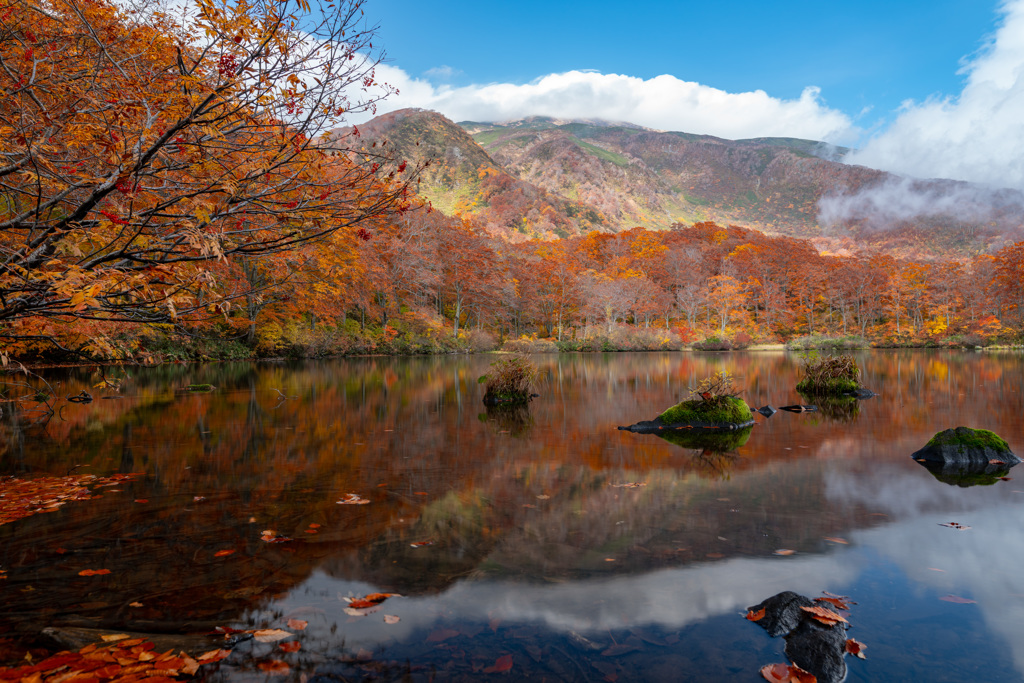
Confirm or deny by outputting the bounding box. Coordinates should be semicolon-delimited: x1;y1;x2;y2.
2;0;1023;365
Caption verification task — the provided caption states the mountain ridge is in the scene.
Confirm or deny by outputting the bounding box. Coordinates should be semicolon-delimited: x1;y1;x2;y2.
340;108;1024;257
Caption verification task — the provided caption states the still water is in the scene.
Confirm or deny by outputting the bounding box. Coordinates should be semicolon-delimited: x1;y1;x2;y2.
1;350;1023;681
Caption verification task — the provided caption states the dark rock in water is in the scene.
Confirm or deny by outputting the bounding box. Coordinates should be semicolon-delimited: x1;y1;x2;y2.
747;591;816;638
779;405;817;413
785;619;848;683
911;426;1020;467
755;405;777;417
847;388;876;399
747;591;850;683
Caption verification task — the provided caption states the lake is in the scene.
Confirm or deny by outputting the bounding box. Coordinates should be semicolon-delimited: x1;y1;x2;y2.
1;350;1023;682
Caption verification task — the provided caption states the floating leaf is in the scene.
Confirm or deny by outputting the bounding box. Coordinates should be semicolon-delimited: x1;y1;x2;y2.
823;537;848;544
253;629;293;643
278;641;301;653
286;619;307;631
78;569;111;576
938;522;971;530
337;493;370;505
257;660;290;675
815;596;854;610
410;540;434;548
745;608;766;622
214;549;236;557
383;614;400;624
773;549;796;556
197;649;232;662
845;638;867;659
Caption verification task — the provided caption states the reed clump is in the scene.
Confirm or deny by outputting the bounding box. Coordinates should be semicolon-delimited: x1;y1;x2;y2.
795;354;861;395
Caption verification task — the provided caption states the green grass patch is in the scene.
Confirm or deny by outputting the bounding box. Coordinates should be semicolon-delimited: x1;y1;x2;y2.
569;137;631;168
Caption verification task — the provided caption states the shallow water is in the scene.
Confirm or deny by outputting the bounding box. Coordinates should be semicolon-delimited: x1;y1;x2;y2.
1;350;1023;681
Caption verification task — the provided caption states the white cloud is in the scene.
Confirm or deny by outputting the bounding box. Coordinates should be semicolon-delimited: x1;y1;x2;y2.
848;0;1024;190
358;66;854;142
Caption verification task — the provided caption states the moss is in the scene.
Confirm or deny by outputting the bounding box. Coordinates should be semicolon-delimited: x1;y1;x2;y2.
795;377;859;395
926;427;1010;452
657;426;752;451
659;396;753;425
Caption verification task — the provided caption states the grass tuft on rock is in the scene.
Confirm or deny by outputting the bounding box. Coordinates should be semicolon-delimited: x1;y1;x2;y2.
481;354;537;405
795;354;861;395
658;371;752;425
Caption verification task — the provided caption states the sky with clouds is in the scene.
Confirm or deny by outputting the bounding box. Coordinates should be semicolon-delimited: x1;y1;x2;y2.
354;0;1024;191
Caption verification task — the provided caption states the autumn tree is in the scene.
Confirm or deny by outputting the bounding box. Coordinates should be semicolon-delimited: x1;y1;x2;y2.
0;0;411;358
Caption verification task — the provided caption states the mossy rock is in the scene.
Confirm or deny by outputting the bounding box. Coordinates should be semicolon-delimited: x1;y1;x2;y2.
619;396;755;434
911;426;1019;467
658;396;753;425
794;377;860;396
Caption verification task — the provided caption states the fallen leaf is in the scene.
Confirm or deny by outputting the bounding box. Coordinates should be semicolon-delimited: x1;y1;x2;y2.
134;499;149;503
745;608;766;622
345;592;399;609
482;654;513;674
253;629;293;643
383;615;400;624
197;649;232;662
343;607;370;617
845;638;867;659
609;482;646;488
278;641;301;653
337;494;370;505
129;602;144;607
214;549;236;557
760;663;792;682
78;569;111;576
800;605;847;626
940;595;977;604
101;634;131;642
938;522;971;530
257;659;290;675
990;459;1006;465
823;537;848;544
815;596;854;610
308;523;321;529
193;496;206;502
774;549;796;556
286;619;307;631
410;540;434;548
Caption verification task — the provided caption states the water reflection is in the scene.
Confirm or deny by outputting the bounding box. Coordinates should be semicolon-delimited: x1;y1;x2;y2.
1;350;1023;680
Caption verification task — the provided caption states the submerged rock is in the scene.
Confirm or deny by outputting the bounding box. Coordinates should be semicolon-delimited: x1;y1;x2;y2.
779;404;817;413
911;426;1020;467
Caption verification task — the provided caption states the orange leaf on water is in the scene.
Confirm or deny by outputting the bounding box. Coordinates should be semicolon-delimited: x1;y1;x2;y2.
845;638;867;659
213;549;235;557
286;619;307;631
78;569;111;576
746;608;766;622
278;641;301;653
760;663;792;682
258;659;290;675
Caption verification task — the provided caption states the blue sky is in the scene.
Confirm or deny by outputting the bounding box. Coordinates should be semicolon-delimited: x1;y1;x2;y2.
363;0;1000;137
349;0;1024;192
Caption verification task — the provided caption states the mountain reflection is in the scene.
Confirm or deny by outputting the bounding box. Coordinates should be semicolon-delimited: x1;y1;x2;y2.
1;350;1023;680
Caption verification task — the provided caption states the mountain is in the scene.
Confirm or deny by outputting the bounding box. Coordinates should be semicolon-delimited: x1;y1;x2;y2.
341;109;1024;256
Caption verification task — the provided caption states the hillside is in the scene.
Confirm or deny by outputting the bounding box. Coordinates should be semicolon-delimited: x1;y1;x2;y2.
340;109;1024;257
327;110;609;239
